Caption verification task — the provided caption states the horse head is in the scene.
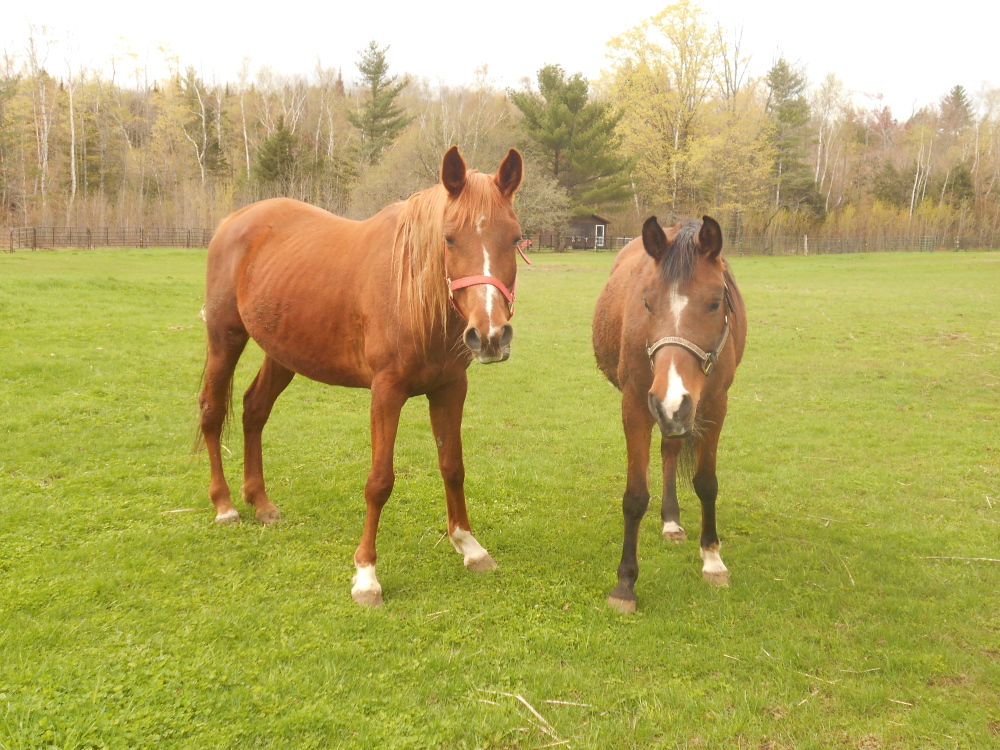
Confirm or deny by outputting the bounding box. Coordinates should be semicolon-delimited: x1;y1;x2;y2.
440;146;523;363
640;215;730;438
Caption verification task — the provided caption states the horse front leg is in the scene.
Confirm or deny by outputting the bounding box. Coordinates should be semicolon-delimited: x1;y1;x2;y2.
428;376;497;572
351;378;407;607
693;396;729;586
608;388;654;614
660;437;686;541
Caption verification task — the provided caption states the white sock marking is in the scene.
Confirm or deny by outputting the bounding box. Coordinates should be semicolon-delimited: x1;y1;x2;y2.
450;528;490;567
662;520;684;535
662;362;689;419
351;564;381;596
700;546;728;575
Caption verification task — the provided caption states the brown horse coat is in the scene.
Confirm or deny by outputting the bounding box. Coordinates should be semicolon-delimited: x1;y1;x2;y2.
198;147;523;606
593;215;747;613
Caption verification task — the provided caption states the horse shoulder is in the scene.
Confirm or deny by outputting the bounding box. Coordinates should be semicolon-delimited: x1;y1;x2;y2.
593;246;649;391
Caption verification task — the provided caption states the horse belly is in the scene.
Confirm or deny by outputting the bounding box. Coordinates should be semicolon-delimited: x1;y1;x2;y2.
239;254;374;388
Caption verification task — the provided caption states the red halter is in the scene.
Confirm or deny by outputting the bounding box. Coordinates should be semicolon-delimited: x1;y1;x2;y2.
445;240;532;319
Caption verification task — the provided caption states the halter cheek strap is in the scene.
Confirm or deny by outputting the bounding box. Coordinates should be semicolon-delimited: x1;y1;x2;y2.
445;241;531;319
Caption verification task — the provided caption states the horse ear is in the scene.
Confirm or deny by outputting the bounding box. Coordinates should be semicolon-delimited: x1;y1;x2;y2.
699;215;723;259
441;146;467;198
642;216;669;262
494;148;523;200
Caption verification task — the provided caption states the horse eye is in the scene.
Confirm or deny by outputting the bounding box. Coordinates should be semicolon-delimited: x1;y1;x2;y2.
708;301;721;312
643;299;653;313
444;237;456;246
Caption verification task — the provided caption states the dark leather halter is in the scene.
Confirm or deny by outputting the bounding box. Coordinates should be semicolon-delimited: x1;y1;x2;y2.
445;241;531;319
646;286;733;376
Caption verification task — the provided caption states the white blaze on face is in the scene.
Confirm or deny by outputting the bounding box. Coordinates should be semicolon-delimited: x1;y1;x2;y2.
669;282;688;329
662;361;689;420
482;243;502;337
449;528;491;568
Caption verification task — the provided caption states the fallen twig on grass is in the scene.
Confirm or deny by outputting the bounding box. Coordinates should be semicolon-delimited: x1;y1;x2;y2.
796;689;820;706
797;671;840;685
479;690;560;740
921;556;1000;563
426;609;450;620
543;700;591;707
723;654;740;661
839;556;855;586
160;508;209;514
839;668;880;674
888;699;914;707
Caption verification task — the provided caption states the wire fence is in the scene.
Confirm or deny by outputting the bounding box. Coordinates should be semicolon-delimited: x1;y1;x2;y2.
520;233;1000;254
3;227;998;254
2;227;214;251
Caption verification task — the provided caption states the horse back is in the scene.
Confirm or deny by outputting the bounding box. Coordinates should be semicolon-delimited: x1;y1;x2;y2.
205;198;397;387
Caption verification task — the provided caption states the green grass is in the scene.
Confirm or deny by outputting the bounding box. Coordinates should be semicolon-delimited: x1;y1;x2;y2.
1;247;998;749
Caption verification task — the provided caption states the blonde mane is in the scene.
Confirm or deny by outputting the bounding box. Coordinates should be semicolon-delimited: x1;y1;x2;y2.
393;171;507;345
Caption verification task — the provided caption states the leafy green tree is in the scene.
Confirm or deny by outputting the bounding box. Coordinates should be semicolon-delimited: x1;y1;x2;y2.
509;64;633;218
253;115;297;186
347;41;412;165
766;58;821;214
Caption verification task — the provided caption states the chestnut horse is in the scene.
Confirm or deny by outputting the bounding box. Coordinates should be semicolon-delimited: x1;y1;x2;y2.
198;146;524;607
593;215;747;613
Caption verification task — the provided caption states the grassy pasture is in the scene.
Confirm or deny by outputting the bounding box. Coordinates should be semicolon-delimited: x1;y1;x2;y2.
0;247;998;749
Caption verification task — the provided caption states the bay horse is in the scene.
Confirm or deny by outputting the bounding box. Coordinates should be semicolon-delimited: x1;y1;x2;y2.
198;146;524;607
592;215;747;613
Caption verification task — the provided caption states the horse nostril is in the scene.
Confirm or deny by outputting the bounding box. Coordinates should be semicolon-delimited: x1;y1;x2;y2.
677;394;693;424
647;392;664;421
463;327;482;352
498;324;513;348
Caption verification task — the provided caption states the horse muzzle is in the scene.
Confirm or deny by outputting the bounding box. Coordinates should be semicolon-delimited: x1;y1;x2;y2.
648;390;694;438
464;323;513;364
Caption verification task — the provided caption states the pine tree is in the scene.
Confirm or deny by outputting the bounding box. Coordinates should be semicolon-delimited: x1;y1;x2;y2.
765;58;821;214
509;65;633;217
347;41;412;165
939;85;972;136
253;115;297;187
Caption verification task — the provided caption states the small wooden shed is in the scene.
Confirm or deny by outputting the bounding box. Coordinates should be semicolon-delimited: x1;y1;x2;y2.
568;215;610;248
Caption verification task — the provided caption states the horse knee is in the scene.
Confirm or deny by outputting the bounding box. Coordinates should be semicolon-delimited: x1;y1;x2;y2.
622;491;649;521
692;473;718;503
439;459;464;490
365;470;395;505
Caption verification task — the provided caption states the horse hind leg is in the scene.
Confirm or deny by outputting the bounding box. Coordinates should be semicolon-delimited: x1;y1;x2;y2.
241;355;295;525
660;437;687;542
199;326;249;524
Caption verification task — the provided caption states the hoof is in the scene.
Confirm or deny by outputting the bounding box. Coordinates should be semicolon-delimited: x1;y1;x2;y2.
703;569;730;586
351;587;383;607
608;595;637;614
465;553;498;572
662;521;687;542
256;508;282;525
215;508;241;525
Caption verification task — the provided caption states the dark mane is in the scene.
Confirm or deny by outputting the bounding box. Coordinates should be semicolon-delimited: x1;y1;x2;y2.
658;219;703;285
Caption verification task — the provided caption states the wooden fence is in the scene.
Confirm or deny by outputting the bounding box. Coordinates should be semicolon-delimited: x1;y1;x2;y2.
2;227;214;251
521;233;1000;254
3;227;997;255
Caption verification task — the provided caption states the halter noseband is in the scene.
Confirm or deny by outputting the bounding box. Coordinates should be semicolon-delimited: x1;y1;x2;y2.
646;286;733;377
445;241;531;319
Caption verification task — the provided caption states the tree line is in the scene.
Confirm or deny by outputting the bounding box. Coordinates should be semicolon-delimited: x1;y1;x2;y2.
3;2;999;244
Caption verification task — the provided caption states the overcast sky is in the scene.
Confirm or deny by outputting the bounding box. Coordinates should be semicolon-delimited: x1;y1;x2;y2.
6;0;998;118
